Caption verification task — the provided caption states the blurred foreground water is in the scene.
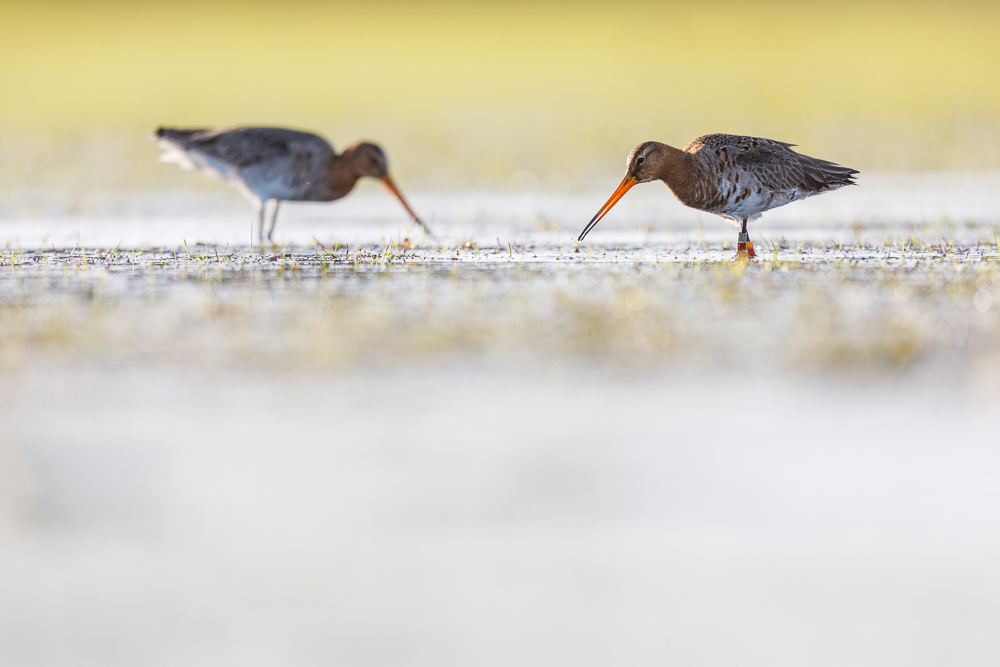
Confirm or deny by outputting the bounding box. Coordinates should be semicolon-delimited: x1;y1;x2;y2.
2;369;1000;666
1;177;1000;665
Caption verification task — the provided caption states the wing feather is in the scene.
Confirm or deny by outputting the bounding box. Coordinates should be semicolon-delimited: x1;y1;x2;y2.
688;134;858;194
156;127;335;169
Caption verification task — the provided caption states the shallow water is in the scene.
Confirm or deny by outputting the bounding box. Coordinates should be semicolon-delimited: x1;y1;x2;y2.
1;178;1000;665
2;171;1000;248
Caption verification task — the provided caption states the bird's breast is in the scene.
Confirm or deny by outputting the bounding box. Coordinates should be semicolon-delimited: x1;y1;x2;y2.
664;161;729;213
668;159;784;217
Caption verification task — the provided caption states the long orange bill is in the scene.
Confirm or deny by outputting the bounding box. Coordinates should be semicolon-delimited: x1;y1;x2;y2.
578;176;637;242
381;175;431;235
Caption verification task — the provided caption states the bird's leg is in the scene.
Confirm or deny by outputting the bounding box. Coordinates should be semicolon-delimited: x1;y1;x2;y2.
265;199;280;242
256;202;266;246
737;218;756;258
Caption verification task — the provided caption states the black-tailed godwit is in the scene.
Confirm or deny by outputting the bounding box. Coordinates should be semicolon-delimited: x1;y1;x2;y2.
154;126;428;242
578;134;858;256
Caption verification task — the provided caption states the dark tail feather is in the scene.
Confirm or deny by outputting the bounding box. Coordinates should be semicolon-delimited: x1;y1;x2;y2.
800;155;859;190
153;127;209;145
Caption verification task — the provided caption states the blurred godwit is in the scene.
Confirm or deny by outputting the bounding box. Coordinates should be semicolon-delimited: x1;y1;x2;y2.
153;126;429;243
578;134;858;257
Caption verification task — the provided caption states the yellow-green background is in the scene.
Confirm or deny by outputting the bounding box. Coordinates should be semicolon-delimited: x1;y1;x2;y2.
2;0;999;187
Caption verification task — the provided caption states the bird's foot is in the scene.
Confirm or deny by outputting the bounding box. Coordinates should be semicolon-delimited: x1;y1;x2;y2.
737;233;755;259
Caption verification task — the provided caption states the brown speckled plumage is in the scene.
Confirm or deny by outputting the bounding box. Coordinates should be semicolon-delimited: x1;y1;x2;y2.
153;126;427;242
579;133;858;255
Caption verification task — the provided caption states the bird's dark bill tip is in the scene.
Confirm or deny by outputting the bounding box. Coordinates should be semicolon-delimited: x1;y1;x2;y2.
380;176;427;232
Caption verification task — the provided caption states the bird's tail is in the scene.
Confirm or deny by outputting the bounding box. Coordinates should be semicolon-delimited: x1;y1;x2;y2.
799;154;859;191
152;127;208;145
152;128;209;169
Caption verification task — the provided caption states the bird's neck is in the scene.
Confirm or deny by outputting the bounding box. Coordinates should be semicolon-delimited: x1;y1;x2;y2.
654;144;701;204
323;155;362;201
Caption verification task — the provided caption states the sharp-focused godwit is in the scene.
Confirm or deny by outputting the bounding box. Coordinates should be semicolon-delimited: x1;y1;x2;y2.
578;134;858;256
154;126;428;242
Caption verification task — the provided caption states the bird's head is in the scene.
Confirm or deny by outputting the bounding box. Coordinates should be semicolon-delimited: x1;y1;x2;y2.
345;141;390;179
343;141;431;235
625;141;667;184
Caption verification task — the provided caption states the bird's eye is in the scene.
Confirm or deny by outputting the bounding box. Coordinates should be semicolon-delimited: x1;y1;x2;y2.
637;156;646;164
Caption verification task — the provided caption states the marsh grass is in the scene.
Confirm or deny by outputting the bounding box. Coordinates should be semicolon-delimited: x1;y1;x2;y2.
1;239;997;380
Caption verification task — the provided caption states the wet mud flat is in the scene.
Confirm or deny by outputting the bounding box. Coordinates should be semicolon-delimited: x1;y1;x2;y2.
2;236;1000;666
